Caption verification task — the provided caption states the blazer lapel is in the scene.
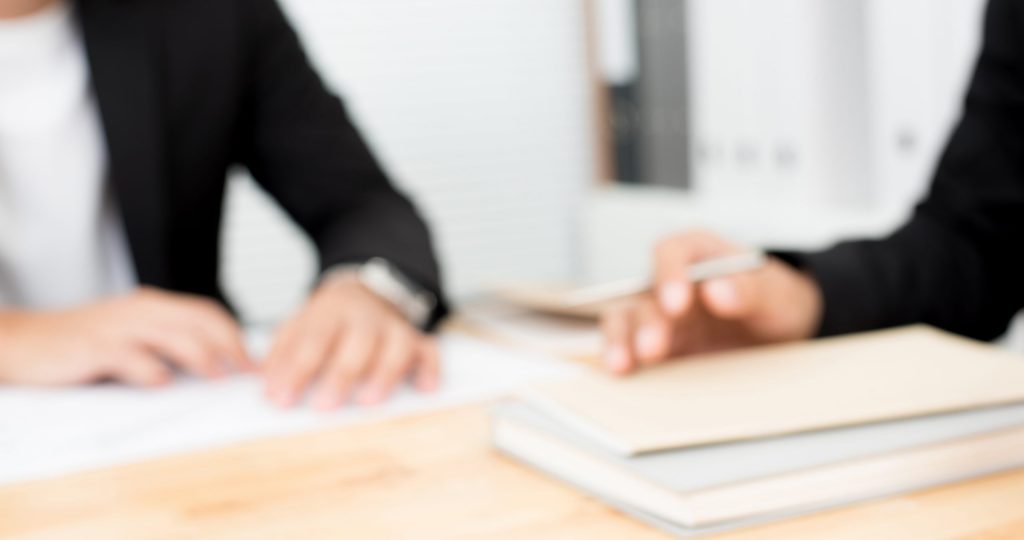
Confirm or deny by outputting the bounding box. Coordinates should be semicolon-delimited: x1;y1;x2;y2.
76;0;169;288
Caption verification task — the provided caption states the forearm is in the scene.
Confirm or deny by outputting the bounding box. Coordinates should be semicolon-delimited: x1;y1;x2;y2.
0;310;35;344
315;192;441;284
0;312;23;377
785;213;1021;340
237;0;448;325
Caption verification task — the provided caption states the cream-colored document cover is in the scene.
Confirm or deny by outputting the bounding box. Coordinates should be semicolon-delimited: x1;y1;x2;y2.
492;284;609;319
523;326;1024;455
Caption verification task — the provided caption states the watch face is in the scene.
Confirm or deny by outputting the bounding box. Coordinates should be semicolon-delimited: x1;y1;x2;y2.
360;259;435;326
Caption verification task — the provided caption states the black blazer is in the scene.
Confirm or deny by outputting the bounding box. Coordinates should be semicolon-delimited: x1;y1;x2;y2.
788;0;1024;340
75;0;446;325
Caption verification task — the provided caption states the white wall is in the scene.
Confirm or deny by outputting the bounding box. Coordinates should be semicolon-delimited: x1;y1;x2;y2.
220;0;597;324
682;0;987;214
864;0;987;212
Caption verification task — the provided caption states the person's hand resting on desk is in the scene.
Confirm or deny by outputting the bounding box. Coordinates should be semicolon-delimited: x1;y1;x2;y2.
0;288;253;387
0;279;439;411
262;272;440;411
601;230;823;375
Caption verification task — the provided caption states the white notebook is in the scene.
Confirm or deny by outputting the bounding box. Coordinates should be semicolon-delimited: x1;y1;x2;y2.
493;400;1024;534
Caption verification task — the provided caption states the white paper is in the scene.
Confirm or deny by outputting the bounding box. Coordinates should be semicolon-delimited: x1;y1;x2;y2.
0;333;580;486
459;304;602;358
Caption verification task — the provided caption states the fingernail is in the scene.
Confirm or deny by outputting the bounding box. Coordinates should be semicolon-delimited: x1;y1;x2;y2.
658;282;688;314
704;278;739;309
313;392;339;411
274;388;296;408
604;347;629;371
635;327;661;359
357;387;382;405
417;375;439;393
234;356;253;372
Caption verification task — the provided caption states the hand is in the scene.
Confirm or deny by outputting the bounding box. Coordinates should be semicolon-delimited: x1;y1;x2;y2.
601;230;822;375
262;273;440;410
0;288;252;386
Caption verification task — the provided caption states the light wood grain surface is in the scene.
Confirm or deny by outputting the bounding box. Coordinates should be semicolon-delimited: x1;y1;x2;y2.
3;404;1024;540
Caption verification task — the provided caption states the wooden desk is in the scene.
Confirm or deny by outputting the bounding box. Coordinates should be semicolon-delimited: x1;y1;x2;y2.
3;405;1024;540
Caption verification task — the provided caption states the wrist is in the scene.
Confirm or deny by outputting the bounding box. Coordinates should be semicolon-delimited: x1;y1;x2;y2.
759;258;823;342
792;270;824;340
322;259;436;328
765;252;825;340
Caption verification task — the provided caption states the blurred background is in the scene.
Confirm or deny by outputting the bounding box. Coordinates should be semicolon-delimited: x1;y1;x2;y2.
220;0;1018;338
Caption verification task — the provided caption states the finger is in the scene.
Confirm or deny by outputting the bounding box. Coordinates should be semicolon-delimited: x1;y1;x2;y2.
699;273;761;320
311;321;378;411
264;318;338;408
652;232;729;316
263;319;299;381
600;305;636;375
158;295;254;374
262;318;310;397
133;290;250;375
107;349;173;388
631;297;673;366
186;302;253;374
414;338;441;393
358;324;418;406
137;326;223;379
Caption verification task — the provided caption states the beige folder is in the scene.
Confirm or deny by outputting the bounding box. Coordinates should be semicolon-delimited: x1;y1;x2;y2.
492;284;614;319
522;326;1024;455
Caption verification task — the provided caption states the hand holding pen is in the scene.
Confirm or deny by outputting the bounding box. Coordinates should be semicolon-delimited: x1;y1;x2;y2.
599;231;823;375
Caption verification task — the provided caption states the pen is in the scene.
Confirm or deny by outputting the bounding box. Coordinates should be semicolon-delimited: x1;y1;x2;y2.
561;250;767;307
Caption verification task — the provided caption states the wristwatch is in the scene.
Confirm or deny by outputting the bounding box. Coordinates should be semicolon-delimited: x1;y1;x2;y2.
323;258;437;328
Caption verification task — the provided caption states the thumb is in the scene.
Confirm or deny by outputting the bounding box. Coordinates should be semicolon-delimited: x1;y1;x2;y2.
699;275;759;320
109;350;173;387
698;256;788;321
698;258;822;341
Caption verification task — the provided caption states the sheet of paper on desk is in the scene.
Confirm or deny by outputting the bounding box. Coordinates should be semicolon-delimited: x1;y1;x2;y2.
457;304;602;360
0;333;580;486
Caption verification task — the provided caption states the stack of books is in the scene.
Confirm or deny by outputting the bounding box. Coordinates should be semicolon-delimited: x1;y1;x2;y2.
492;326;1024;536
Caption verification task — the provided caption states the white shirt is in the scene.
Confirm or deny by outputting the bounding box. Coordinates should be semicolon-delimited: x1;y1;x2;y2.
0;1;136;309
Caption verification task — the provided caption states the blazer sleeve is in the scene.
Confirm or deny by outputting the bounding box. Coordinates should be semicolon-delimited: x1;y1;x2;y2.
233;0;448;325
786;0;1024;340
